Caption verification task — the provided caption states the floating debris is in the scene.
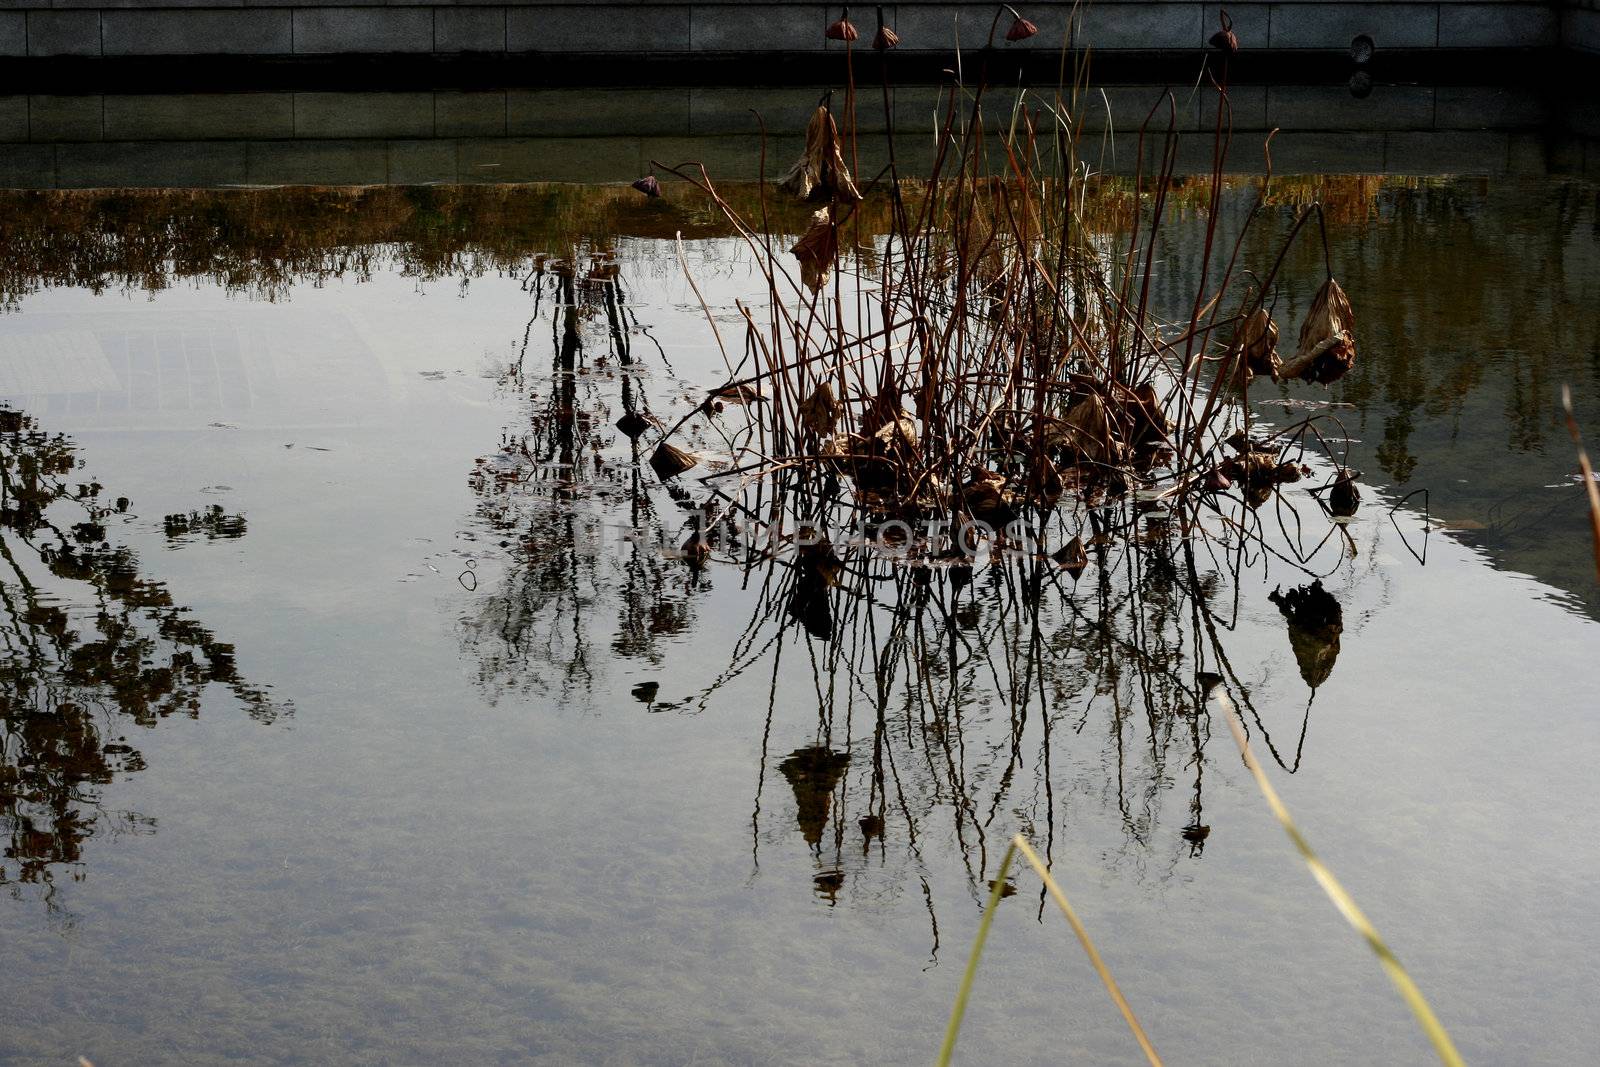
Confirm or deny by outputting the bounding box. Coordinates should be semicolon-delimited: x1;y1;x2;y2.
649;441;698;481
164;505;247;541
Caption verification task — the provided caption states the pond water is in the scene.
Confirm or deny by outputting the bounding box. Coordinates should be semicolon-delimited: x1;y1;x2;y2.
0;176;1597;1066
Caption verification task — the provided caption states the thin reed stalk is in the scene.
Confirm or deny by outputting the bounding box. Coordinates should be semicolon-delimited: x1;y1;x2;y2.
1561;384;1600;583
937;833;1164;1067
1207;682;1468;1067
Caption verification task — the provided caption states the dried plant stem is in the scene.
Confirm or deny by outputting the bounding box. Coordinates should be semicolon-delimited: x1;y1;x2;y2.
1561;384;1600;583
1209;685;1468;1067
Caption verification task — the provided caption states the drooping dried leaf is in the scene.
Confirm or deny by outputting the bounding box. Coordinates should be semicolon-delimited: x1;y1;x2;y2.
778;107;863;203
1329;470;1361;517
1236;308;1281;380
649;441;698;481
1280;278;1356;384
1210;11;1239;54
1221;451;1304;507
1005;16;1039;40
824;13;858;40
1052;534;1088;579
858;366;902;438
798;381;840;437
790;208;839;293
960;468;1014;528
1127;382;1171;446
712;382;766;405
615;411;651;439
1060;392;1117;465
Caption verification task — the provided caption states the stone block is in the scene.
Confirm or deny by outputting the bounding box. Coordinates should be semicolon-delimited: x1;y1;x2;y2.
1259;129;1385;171
1074;2;1205;49
0;144;55;189
1505;132;1548;175
103;93;294;140
0;11;23;55
637;134;806;180
1384;130;1509;173
56;0;243;7
1438;3;1556;46
435;92;507;136
1221;84;1270;130
690;3;827;52
55;141;249;188
1266;84;1434;129
457;136;642;182
1435;85;1545;129
0;96;22;141
510;87;689;136
436;8;505;51
293;7;432;54
1564;9;1600;54
1563;98;1600;137
1268;3;1438;48
26;10;100;56
387;139;459;184
689;87;815;135
293;92;435;138
246;139;390;184
28;96;103;142
101;9;291;54
1083;84;1208;132
508;6;690;52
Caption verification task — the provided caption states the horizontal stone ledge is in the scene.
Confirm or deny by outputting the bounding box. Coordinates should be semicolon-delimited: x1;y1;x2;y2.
4;128;1597;189
1;83;1564;143
0;2;1570;58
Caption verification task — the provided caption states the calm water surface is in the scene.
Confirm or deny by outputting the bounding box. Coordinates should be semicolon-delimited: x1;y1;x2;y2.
0;177;1597;1065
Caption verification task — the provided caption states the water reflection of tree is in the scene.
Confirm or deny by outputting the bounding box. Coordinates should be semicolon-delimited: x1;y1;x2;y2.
0;409;283;910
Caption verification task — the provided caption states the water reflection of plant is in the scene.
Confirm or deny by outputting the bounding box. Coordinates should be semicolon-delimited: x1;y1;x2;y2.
0;408;284;911
459;252;710;700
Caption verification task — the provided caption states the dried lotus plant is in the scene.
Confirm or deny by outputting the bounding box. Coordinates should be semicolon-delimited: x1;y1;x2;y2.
798;381;840;439
790;208;839;292
1279;278;1356;384
778;106;863;203
1236;307;1281;380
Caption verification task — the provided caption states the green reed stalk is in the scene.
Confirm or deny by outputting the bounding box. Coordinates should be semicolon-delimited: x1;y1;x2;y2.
937;835;1164;1067
1561;384;1600;583
935;841;1016;1066
1210;684;1468;1067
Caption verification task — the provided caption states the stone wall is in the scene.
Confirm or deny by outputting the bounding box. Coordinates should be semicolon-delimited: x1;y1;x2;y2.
0;1;1568;59
1566;0;1600;51
2;84;1596;187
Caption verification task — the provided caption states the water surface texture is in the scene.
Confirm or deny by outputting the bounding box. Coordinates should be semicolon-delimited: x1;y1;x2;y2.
0;177;1597;1065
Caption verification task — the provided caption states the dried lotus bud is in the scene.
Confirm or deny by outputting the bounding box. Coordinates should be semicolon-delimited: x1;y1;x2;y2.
825;8;858;41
